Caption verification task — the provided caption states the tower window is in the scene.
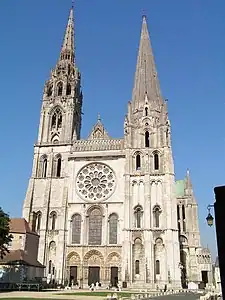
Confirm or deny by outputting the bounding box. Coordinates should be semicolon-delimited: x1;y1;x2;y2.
47;84;53;97
134;205;143;228
156;260;160;275
36;212;41;231
154;153;159;170
145;107;148;116
182;205;186;220
56;157;61;177
66;83;71;96
43;158;47;178
136;154;141;170
51;108;62;131
57;82;63;96
177;205;180;221
153;206;161;228
135;260;140;275
50;212;57;230
145;131;150;147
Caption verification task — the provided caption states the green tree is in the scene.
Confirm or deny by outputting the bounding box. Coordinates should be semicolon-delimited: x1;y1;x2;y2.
0;207;13;259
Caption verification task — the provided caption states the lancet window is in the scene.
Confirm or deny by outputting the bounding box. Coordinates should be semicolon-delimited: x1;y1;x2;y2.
153;205;161;228
134;205;143;228
53;154;62;177
154;153;159;170
88;207;102;245
136;154;141;170
71;214;81;244
51;108;62;131
145;131;150;147
50;212;57;230
57;82;63;96
109;213;118;244
38;155;48;178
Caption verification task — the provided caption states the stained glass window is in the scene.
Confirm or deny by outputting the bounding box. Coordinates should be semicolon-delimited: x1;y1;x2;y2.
89;208;102;245
109;213;118;244
71;214;81;244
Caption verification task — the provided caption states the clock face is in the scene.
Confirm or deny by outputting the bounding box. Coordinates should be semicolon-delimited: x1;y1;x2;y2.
76;162;116;202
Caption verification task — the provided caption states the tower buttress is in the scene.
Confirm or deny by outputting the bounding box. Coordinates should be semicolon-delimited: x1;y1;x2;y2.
38;6;82;145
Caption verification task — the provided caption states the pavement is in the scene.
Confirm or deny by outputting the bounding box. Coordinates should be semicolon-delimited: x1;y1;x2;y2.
0;290;201;300
151;293;200;300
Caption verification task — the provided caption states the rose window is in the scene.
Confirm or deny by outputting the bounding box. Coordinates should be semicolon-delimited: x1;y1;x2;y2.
76;163;116;201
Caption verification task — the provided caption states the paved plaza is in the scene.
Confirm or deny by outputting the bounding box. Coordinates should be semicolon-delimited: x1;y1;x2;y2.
0;290;201;300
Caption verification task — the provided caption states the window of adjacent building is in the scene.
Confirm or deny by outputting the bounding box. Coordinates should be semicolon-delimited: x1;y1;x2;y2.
156;260;160;274
135;260;140;275
145;131;150;147
88;208;102;245
71;214;81;244
109;213;118;244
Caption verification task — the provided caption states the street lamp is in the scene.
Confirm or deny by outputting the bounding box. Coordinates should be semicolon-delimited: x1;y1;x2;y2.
206;205;214;227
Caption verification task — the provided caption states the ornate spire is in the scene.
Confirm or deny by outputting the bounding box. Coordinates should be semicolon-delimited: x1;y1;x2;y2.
59;6;75;64
132;15;162;110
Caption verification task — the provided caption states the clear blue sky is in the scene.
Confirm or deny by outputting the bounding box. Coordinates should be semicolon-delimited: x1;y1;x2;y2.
1;1;224;259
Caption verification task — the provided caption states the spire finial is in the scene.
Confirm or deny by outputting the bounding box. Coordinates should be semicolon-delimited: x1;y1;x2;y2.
97;113;101;122
59;5;75;64
132;15;162;110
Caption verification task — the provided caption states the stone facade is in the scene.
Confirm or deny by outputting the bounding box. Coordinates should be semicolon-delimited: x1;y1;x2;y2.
22;7;212;288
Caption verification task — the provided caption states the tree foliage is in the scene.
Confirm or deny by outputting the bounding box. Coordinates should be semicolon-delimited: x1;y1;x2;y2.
0;207;13;259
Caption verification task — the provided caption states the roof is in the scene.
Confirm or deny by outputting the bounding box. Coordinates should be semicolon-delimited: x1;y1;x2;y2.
0;249;44;268
9;218;35;235
175;180;185;197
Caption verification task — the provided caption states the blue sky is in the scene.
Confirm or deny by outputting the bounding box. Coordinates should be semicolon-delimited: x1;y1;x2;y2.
1;0;224;259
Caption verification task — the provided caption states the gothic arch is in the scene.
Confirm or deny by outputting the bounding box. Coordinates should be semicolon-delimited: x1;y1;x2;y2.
53;154;62;177
83;249;104;265
67;251;81;266
49;211;57;230
87;206;103;245
86;204;104;216
38;154;48;178
106;252;121;267
108;213;118;244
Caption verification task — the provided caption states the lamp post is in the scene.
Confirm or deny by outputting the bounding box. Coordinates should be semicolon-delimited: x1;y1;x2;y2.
206;204;214;227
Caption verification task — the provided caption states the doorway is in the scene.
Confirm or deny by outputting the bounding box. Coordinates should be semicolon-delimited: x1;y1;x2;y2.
88;267;100;286
110;267;118;287
201;271;208;287
69;266;77;285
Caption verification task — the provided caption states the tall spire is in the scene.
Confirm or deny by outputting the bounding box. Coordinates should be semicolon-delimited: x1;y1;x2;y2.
59;6;75;64
132;15;162;110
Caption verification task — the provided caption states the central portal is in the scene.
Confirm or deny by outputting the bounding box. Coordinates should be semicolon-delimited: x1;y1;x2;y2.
88;266;100;285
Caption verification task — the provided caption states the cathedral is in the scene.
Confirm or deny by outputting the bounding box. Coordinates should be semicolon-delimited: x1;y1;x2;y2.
22;6;213;289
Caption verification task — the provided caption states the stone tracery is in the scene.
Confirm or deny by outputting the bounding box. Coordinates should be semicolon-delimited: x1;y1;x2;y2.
76;163;116;201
